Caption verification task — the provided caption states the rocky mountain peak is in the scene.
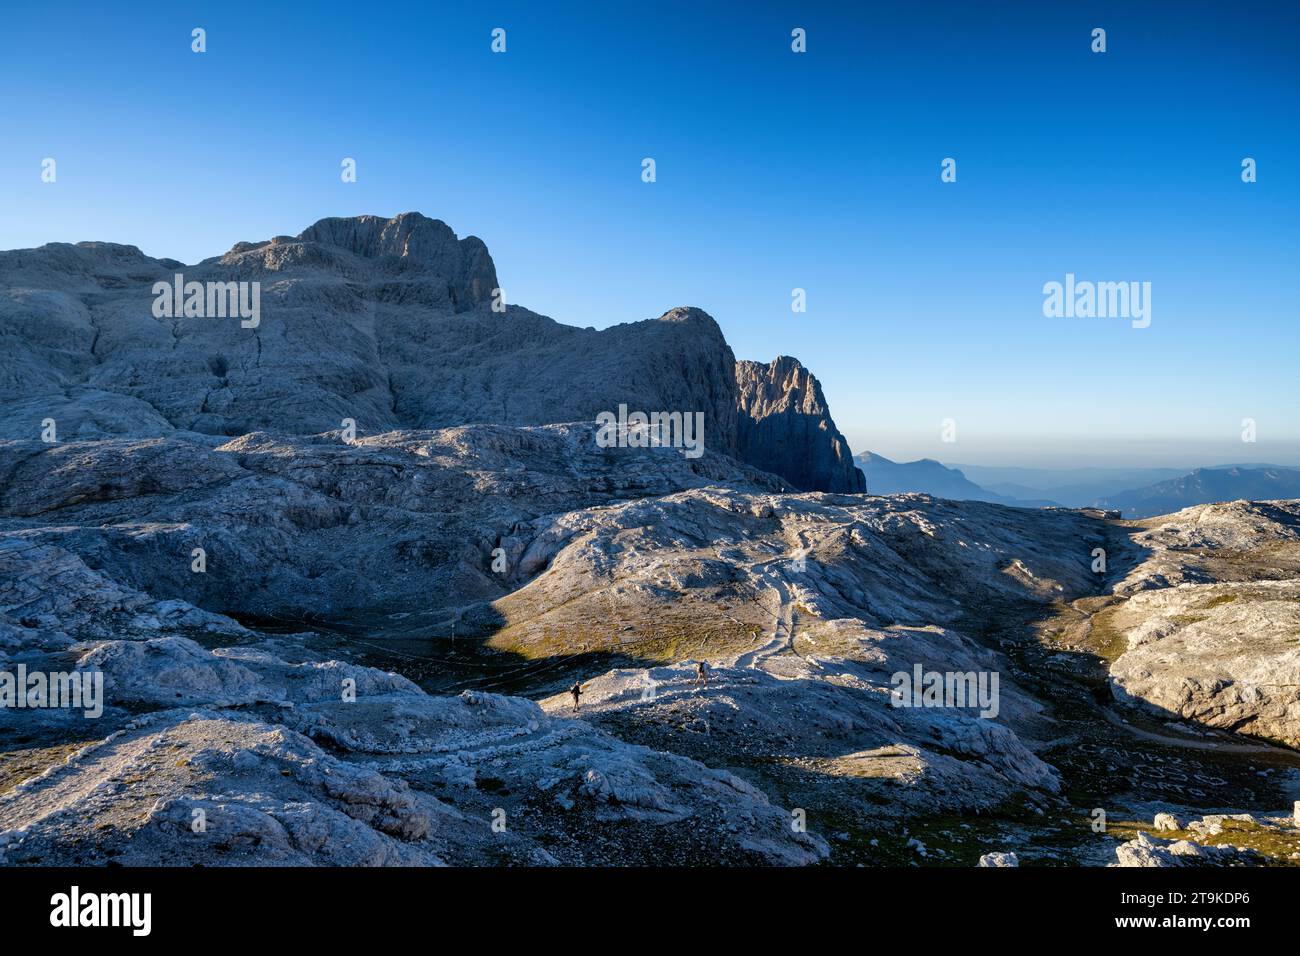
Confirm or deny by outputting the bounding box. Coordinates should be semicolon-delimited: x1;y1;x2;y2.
740;355;823;415
297;212;483;265
218;212;498;310
656;305;717;326
0;214;863;493
735;356;866;493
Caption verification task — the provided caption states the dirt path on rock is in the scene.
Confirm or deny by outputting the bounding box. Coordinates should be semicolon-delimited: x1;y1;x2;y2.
1095;705;1288;756
732;571;795;670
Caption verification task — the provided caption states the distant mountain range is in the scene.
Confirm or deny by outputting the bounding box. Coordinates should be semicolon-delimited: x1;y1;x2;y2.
951;464;1188;507
854;453;1059;506
855;453;1300;518
1093;466;1300;518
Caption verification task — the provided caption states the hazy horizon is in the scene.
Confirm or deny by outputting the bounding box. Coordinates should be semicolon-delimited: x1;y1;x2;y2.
851;438;1300;472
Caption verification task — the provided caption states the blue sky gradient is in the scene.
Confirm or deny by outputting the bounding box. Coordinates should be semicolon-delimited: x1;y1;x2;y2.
3;0;1296;467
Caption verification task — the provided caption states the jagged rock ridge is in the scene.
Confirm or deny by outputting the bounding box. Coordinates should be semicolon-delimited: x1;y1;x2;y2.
736;356;865;493
0;213;859;492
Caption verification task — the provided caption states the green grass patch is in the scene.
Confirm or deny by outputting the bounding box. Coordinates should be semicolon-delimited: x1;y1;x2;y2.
1106;817;1300;866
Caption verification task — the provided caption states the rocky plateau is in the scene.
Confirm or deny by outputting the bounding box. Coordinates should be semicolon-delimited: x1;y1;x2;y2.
2;214;1298;868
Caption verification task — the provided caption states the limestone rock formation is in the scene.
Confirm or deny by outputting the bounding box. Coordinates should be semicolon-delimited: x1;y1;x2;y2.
1111;832;1258;867
7;214;1300;870
735;356;865;493
0;214;862;491
0;424;779;622
0;599;830;865
1100;501;1300;748
1107;579;1300;747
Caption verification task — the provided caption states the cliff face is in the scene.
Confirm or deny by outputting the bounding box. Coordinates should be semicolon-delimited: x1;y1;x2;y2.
0;213;859;488
228;211;501;312
735;356;866;493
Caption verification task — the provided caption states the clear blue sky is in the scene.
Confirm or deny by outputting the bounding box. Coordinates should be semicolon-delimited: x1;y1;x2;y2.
3;0;1297;468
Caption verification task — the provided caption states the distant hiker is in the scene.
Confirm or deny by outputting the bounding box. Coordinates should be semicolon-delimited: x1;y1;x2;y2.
569;681;583;711
694;661;708;688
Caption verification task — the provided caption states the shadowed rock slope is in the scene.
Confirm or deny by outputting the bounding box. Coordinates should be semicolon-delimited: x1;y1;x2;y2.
736;356;865;493
0;213;859;492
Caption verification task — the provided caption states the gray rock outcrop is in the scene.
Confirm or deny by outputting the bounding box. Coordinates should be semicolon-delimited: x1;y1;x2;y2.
1103;500;1300;748
735;356;865;493
0;214;860;491
1112;831;1258;867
